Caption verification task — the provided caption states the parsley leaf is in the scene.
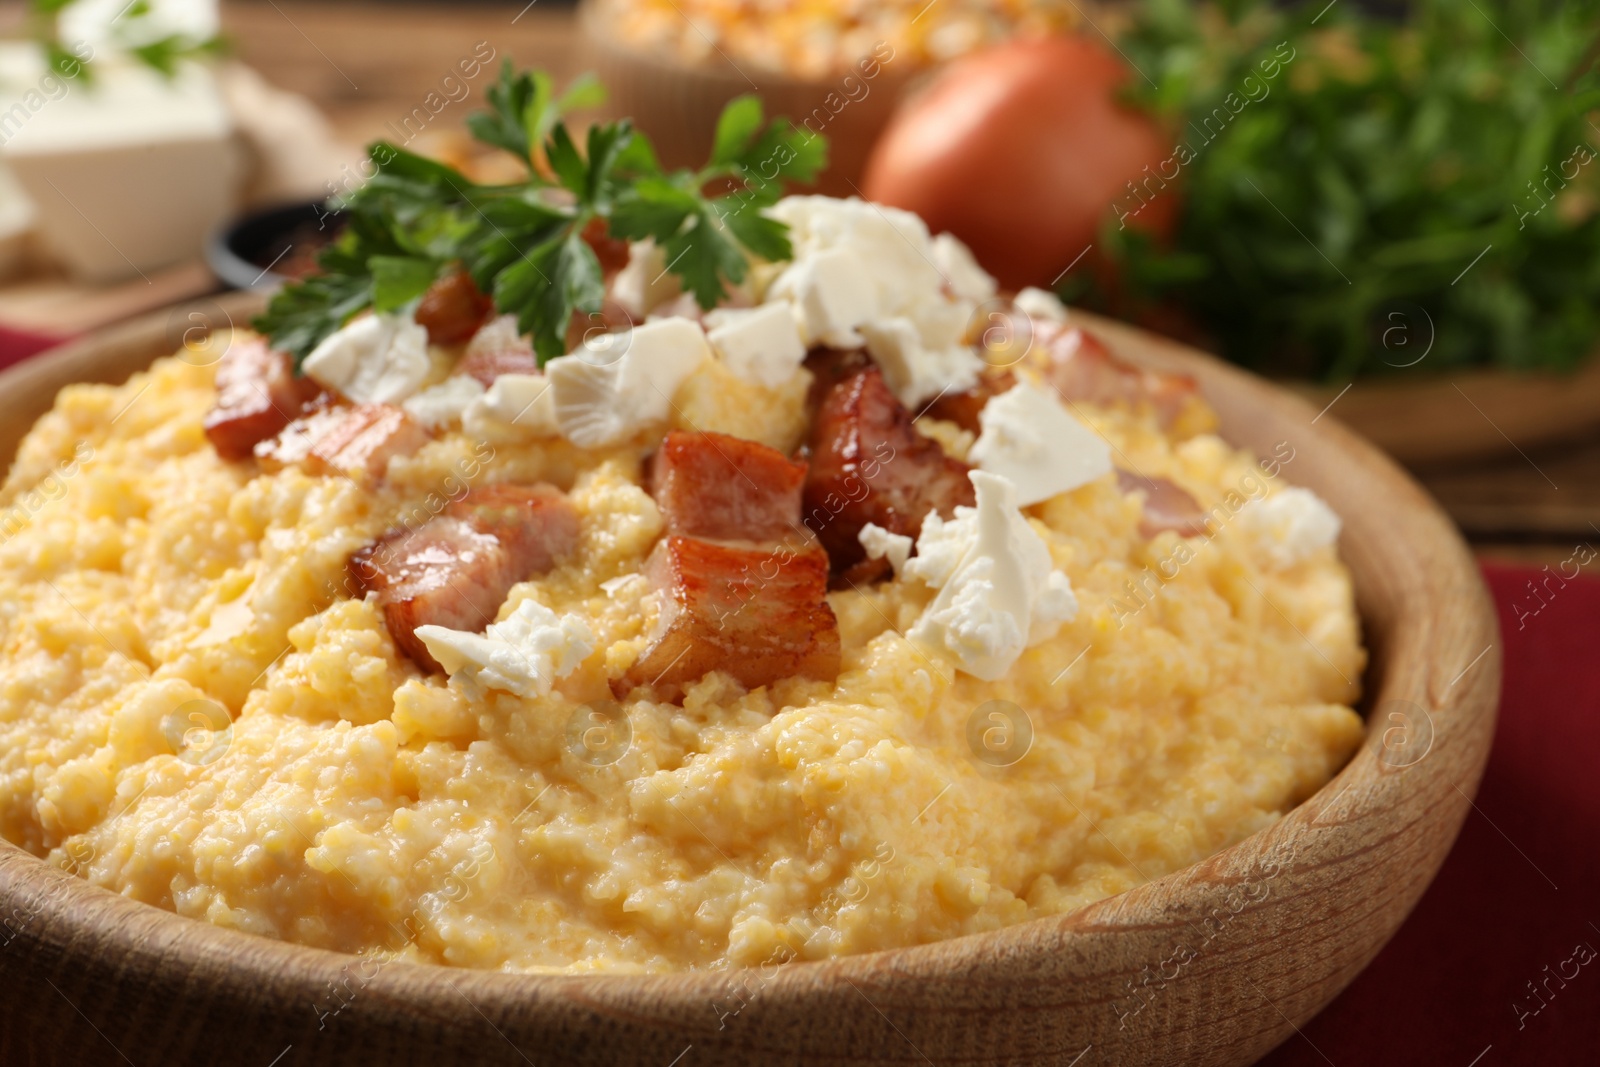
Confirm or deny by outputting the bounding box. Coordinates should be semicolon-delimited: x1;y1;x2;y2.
254;68;830;368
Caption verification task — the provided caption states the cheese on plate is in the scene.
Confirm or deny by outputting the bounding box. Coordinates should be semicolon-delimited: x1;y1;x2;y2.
416;598;595;699
969;382;1112;506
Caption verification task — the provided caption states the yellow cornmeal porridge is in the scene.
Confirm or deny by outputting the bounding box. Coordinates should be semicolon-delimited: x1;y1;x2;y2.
0;341;1363;973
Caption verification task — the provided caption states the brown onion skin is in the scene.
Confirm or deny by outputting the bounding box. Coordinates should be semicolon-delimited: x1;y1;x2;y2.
862;36;1177;290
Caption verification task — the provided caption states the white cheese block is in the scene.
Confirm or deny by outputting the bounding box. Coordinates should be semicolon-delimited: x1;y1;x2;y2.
859;316;983;409
302;312;431;405
767;195;942;316
1014;287;1070;324
969;382;1112;506
704;303;807;388
60;0;219;53
858;523;913;577
610;237;680;319
546;316;711;447
1235;487;1342;569
932;232;997;304
0;48;240;282
463;373;559;439
906;471;1078;680
416;598;595;699
768;246;877;348
404;375;486;429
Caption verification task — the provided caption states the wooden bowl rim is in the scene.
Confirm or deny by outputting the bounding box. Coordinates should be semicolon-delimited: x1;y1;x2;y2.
0;295;1499;1027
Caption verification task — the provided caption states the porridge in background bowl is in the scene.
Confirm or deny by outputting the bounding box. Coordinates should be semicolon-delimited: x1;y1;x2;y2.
0;195;1363;974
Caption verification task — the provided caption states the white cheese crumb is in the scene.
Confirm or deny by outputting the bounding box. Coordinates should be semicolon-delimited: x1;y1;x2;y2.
704;303;807;388
462;373;559;439
610;238;680;319
1014;287;1070;324
906;471;1077;680
932;232;997;304
1235;487;1342;569
302;311;430;404
463;314;532;363
969;382;1112;506
416;598;595;699
404;375;486;429
859;316;983;408
768;247;877;348
858;523;913;577
546;317;711;447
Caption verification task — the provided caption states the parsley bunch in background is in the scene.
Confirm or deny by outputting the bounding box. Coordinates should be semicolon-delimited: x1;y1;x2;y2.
256;65;826;364
1082;0;1600;380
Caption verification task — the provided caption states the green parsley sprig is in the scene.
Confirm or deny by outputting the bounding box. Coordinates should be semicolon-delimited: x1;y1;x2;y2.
255;64;827;366
1080;0;1600;380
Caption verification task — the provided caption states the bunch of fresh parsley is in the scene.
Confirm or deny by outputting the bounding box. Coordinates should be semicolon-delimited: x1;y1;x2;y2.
1078;0;1600;380
255;65;827;365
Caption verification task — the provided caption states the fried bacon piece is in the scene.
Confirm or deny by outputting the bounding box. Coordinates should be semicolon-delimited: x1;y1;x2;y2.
458;316;540;385
625;431;840;698
350;483;580;671
203;336;319;461
649;430;807;543
1117;469;1209;539
804;364;975;582
622;534;840;698
563;299;635;354
923;369;1017;434
1038;321;1199;429
415;266;494;346
582;218;632;276
257;402;428;480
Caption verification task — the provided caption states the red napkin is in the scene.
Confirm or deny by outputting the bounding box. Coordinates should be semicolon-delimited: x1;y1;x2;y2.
1259;562;1600;1067
0;325;68;371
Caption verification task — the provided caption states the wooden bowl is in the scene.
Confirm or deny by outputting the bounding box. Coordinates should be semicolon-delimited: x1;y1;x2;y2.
578;0;912;196
0;296;1499;1066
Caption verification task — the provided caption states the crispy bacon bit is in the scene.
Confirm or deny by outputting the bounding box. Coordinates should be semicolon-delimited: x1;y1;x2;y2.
923;369;1017;434
458;318;539;385
581;218;631;277
203;336;318;461
1038;321;1199;429
415;266;494;346
257;402;428;480
563;299;635;354
622;534;840;697
803;347;872;409
649;430;807;542
1117;469;1210;539
804;365;975;582
351;483;580;671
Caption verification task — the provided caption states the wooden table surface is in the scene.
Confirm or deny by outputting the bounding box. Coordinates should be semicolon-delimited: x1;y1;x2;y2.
219;0;1599;566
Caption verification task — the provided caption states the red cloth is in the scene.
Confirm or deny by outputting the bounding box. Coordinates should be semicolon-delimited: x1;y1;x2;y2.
1259;562;1600;1067
0;326;67;371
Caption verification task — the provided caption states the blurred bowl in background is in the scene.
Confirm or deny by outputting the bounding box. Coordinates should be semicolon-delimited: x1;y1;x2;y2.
579;0;912;195
207;200;343;292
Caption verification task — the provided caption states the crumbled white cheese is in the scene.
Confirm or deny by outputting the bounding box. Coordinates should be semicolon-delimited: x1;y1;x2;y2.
858;523;914;577
1014;287;1070;324
860;317;983;408
404;375;486;429
416;598;595;699
760;197;995;408
303;312;431;404
1235;487;1342;569
932;232;997;304
610;238;681;319
546;317;711;447
906;471;1078;680
462;373;559;439
767;247;877;348
704;303;807;388
969;382;1112;506
463;314;532;363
